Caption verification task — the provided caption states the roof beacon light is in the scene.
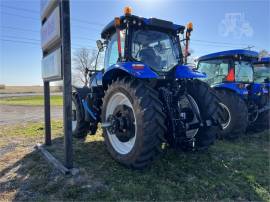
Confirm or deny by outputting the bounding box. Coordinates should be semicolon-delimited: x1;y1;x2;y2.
124;6;132;15
187;22;193;32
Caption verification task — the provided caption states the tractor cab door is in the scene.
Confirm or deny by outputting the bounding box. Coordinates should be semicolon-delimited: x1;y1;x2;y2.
104;31;126;70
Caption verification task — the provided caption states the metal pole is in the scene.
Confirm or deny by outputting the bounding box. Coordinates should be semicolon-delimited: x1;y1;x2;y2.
60;0;73;169
44;81;51;145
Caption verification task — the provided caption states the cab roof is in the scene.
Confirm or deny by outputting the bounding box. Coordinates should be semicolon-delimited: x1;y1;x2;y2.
101;15;185;39
198;49;258;61
253;57;270;64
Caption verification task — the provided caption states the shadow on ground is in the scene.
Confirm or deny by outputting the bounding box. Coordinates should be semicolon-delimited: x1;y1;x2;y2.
0;130;269;201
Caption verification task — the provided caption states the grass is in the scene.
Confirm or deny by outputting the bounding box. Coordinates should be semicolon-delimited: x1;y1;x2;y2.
0;95;63;106
0;121;269;201
0;86;61;94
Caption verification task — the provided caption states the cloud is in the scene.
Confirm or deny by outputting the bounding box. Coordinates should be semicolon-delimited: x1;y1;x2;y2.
218;13;254;38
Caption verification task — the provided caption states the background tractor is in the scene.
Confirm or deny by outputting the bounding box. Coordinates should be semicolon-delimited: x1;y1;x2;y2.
72;7;223;169
197;50;269;139
252;57;270;130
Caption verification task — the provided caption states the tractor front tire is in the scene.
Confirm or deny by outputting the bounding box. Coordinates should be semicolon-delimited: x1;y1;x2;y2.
251;110;270;132
101;78;166;169
72;93;89;138
187;80;223;149
216;89;248;139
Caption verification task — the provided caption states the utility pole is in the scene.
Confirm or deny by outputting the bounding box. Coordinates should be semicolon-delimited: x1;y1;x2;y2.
245;45;255;50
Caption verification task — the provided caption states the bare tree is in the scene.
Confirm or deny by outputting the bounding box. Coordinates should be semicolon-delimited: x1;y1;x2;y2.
258;49;270;58
72;48;97;86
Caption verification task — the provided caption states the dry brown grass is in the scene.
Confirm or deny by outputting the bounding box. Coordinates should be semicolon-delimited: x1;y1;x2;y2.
0;86;61;94
0;121;269;201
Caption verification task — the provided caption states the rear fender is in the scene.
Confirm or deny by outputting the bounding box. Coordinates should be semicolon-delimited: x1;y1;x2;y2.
251;83;269;94
175;65;206;79
213;83;248;96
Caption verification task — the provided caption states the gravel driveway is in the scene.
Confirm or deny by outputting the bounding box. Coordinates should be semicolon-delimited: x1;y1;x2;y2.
0;105;63;125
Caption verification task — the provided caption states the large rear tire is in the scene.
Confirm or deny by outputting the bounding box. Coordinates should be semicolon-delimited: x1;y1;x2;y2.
101;78;166;169
187;80;223;149
72;93;89;138
215;89;248;139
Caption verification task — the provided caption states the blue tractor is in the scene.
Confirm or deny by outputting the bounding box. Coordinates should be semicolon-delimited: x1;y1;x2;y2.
72;7;223;169
197;50;269;139
253;57;270;88
252;57;270;129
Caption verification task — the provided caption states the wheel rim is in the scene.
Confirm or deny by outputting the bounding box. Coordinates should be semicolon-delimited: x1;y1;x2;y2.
72;100;77;132
179;94;200;138
105;92;137;155
249;111;259;123
219;103;231;129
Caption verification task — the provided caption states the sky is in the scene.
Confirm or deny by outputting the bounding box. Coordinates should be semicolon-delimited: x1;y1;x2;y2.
0;0;269;86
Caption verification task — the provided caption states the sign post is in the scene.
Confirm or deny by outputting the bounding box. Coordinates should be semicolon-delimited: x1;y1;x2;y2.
44;81;51;145
40;0;73;171
60;0;73;169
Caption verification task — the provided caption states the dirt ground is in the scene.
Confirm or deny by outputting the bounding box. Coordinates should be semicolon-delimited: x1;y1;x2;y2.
0;104;269;201
0;105;63;125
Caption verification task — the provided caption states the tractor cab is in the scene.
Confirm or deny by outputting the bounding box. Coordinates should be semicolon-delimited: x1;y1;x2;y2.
253;57;270;84
101;15;185;72
197;50;258;89
94;6;204;86
252;57;270;107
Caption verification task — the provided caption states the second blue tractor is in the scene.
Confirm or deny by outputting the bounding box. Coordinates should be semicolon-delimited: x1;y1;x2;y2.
197;50;269;139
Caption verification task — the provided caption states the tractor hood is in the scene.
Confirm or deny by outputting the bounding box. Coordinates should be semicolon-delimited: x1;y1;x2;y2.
175;65;206;79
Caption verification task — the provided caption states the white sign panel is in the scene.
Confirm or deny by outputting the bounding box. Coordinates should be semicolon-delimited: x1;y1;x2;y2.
41;6;60;51
42;48;62;81
40;0;57;20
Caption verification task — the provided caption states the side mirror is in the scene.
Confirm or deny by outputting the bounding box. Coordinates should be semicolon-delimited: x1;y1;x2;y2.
96;40;104;52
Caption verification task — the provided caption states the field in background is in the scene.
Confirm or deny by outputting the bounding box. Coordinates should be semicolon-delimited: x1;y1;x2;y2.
0;95;63;106
0;121;269;201
0;86;61;94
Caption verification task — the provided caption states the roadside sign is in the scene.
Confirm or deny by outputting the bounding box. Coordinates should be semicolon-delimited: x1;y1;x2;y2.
42;48;62;81
40;0;73;171
40;0;57;21
41;6;61;51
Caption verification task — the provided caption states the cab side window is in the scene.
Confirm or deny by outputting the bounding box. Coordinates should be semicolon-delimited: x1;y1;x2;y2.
105;33;118;69
104;31;125;69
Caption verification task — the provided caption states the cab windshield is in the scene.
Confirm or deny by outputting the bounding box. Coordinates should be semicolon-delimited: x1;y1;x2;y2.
197;59;229;85
131;30;181;72
253;63;270;83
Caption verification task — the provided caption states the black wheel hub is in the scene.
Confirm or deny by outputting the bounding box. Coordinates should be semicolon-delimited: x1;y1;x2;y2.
107;105;135;142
